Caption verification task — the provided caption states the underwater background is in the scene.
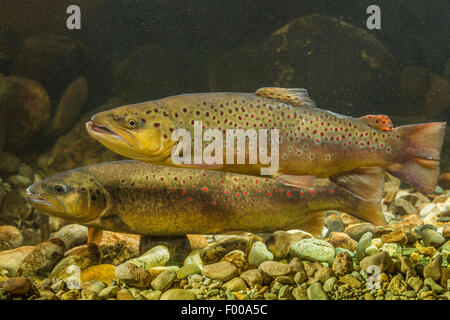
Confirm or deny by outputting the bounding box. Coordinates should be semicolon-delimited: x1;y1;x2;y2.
0;0;449;300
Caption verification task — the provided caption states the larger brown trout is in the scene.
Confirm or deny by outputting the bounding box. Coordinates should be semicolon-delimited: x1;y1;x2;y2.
26;161;385;237
86;88;446;193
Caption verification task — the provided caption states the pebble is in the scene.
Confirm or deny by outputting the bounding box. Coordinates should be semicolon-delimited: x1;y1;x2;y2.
258;261;292;277
265;231;291;259
387;276;408;295
292;287;308;300
0;246;34;277
1;277;34;295
60;289;80;300
18;238;65;278
359;251;392;273
365;245;379;256
98;285;120;299
49;243;100;279
381;243;403;260
202;261;238;281
0;225;23;250
423;255;442;282
355;232;372;263
239;269;264;288
290;239;335;264
127;245;170;270
151;270;177;291
329;232;357;251
160;288;196;300
332;251;353;277
422;229;445;247
307;282;328;300
80;264;116;284
114;262;152;288
323;277;337;292
391;198;418;215
220;250;248;270
176;264;201;279
140;290;162;300
248;241;273;266
314;267;334;283
381;229;408;245
222;277;248;292
278;285;293;300
423;278;445;294
339;274;362;289
344;223;375;241
54;224;87;251
200;236;249;265
116;289;134;300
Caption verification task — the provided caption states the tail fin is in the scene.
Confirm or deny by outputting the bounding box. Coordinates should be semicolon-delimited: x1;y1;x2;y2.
387;122;446;193
331;167;385;226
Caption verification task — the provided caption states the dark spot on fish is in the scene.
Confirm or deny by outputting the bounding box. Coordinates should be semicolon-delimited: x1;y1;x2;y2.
154;122;160;127
146;110;151;114
91;195;97;201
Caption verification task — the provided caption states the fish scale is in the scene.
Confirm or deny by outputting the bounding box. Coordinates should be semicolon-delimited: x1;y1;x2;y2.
88;88;446;192
26;160;385;237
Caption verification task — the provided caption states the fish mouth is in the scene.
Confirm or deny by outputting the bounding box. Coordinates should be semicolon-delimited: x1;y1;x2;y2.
26;187;65;213
86;121;117;136
86;120;135;148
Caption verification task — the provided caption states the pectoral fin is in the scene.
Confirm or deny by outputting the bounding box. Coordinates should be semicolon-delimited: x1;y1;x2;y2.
274;174;316;189
88;227;103;246
359;115;393;131
254;87;316;107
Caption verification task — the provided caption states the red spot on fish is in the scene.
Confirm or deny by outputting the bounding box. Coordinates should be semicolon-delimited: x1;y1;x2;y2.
311;190;316;195
267;191;272;196
330;189;335;194
203;187;208;192
300;191;304;196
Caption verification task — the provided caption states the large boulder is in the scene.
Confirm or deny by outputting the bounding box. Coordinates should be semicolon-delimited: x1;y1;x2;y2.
113;45;181;102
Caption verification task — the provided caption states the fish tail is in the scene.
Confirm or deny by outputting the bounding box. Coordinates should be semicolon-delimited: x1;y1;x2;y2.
387;122;446;193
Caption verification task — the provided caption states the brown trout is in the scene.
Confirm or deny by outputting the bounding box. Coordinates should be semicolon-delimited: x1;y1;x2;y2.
86;87;446;193
26;161;385;237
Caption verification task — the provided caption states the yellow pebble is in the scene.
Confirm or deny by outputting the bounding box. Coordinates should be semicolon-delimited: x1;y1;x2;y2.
409;252;421;264
81;264;116;284
233;292;246;300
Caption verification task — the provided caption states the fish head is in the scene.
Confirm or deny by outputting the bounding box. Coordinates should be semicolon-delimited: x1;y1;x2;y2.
26;171;110;224
86;103;177;162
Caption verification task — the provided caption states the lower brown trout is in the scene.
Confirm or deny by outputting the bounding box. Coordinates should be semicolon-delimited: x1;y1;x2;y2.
26;161;385;237
86;87;446;193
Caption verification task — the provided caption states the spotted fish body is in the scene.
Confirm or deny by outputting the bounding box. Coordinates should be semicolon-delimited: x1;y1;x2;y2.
88;88;446;192
26;161;384;237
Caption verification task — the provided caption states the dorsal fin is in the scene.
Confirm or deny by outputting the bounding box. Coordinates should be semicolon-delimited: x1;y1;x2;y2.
254;87;316;107
359;115;393;131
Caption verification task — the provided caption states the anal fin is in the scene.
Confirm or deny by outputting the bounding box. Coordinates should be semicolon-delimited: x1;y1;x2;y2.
254;87;316;107
359;115;393;131
274;174;315;189
292;211;326;237
330;167;385;225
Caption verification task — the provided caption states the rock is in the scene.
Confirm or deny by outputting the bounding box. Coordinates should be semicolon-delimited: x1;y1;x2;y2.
422;229;445;247
1;76;51;152
278;285;293;300
0;225;23;250
113;45;181;102
160;288;196;300
80;264;116;285
202;261;238;281
127;245;170;270
0;189;31;227
360;251;392;273
140;290;162;300
314;267;334;284
49;76;89;136
0;77;17;153
381;243;403;260
344;223;376;241
422;74;450;118
139;235;190;266
54;224;88;251
381;229;408;246
220;250;248;271
387;276;408;295
240;269;264;288
114;262;152;288
355;232;373;263
398;66;430;113
248;241;273;267
303;261;322;278
323;277;337;292
332;252;353;277
11;33;91;100
81;280;106;300
423;255;442;282
222;277;248;292
187;235;209;250
399;256;415;275
176;264;201;280
18;238;65;278
407;276;424;292
339;274;362;289
49;243;100;279
258;261;292;278
200;236;249;265
390;198;418;217
2;277;34;295
265;231;291;259
365;245;379;256
329;232;357;251
99;231;140;265
40;98;125;175
290;239;335;264
0;246;34;277
294;270;308;285
424;278;445;294
292;287;309;300
307;282;328;300
60;289;80;300
0;152;21;176
98;285;120;299
263;14;400;116
116;289;134;300
151;270;176;292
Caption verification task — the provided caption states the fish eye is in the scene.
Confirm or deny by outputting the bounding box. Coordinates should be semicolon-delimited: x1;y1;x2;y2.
126;118;138;129
54;184;66;194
